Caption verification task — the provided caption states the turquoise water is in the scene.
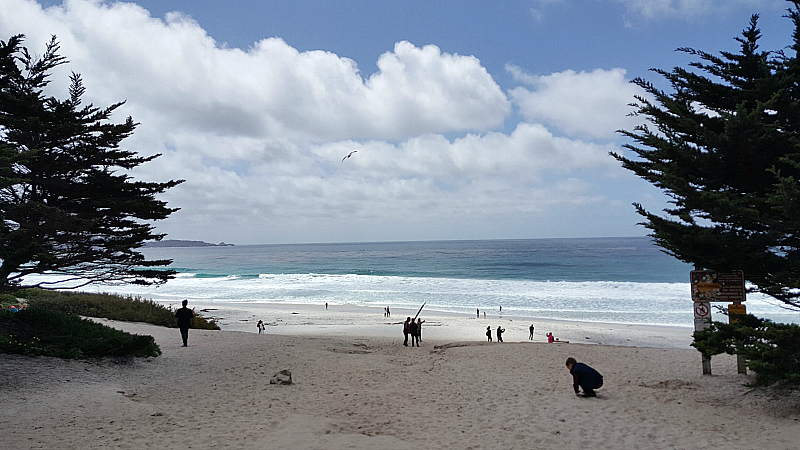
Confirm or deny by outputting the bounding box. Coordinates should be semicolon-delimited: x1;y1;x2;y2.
26;237;798;326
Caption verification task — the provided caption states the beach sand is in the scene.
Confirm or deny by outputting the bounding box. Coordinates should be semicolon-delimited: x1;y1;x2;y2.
1;304;799;449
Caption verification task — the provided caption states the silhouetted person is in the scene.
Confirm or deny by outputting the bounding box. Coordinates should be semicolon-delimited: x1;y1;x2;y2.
565;357;604;397
175;299;194;347
417;318;425;342
403;317;411;346
529;324;535;340
409;319;419;347
486;326;492;342
477;308;480;318
387;306;390;318
496;325;505;342
257;320;264;334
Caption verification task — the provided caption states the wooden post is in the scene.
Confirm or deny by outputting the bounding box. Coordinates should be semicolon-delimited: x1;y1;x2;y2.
702;355;712;375
693;301;712;375
729;302;747;375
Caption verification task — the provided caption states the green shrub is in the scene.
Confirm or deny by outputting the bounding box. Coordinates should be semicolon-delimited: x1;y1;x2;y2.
17;288;219;330
693;314;800;388
0;308;161;358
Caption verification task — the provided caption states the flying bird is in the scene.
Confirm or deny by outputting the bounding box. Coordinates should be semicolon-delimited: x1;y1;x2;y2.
342;151;357;162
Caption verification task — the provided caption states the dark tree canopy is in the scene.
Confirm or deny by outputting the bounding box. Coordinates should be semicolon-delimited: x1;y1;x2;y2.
0;35;183;292
614;3;800;309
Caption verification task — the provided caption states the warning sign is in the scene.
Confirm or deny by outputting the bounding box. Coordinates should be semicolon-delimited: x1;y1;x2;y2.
694;302;710;318
690;270;746;302
728;303;747;324
693;300;712;332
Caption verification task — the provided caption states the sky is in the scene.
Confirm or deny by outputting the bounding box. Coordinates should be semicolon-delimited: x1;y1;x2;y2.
1;0;797;245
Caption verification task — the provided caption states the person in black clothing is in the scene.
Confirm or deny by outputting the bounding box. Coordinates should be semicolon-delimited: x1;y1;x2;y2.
565;357;603;397
486;326;492;342
496;326;505;342
403;317;411;346
175;299;194;347
529;324;535;340
409;319;419;347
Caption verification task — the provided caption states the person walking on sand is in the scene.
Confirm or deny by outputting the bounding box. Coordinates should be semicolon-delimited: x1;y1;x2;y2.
496;325;505;342
257;320;265;334
529;324;535;340
175;300;194;347
486;326;493;342
403;317;411;346
409;319;419;347
417;318;425;342
565;357;604;397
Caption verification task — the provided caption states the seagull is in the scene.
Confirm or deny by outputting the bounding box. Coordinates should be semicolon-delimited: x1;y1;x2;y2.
342;150;357;162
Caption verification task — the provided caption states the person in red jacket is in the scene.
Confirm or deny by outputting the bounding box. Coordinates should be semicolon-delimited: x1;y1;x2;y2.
565;357;603;397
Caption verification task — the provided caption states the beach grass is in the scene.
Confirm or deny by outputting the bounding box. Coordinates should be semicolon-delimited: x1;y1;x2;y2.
0;308;161;358
12;288;220;330
0;289;219;359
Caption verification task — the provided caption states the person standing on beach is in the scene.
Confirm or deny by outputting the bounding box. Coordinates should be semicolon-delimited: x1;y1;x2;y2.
403;317;411;346
387;306;390;318
486;326;493;342
529;324;535;340
409;319;419;347
496;325;505;342
175;300;194;347
565;357;604;397
416;318;425;342
257;320;264;334
477;308;480;318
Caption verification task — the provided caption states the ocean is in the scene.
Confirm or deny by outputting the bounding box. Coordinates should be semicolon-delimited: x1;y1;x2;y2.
53;236;796;327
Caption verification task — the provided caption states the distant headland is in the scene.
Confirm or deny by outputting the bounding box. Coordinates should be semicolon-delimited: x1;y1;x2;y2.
144;240;235;248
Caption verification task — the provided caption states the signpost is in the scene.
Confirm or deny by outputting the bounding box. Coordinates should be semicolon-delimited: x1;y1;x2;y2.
690;270;747;375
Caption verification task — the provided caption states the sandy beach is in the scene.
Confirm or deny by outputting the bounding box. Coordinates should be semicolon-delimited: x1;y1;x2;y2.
1;304;799;449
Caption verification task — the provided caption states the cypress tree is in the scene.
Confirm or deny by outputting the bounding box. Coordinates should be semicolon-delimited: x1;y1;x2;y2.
0;35;183;291
613;4;800;308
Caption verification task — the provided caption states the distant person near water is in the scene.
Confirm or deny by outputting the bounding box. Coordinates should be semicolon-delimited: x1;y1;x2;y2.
409;319;419;347
387;306;390;317
417;318;425;342
486;326;493;342
496;325;505;342
257;320;264;334
477;308;480;318
403;317;411;346
175;300;194;347
565;357;604;397
547;332;555;343
325;302;328;310
529;324;535;340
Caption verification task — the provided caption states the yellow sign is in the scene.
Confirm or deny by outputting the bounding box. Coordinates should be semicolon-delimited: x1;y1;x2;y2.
728;303;746;323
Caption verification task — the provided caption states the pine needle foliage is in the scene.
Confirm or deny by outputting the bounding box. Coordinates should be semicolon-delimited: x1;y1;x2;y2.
613;3;800;308
0;35;183;292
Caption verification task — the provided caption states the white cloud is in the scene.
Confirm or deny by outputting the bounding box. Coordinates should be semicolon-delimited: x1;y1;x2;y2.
1;0;510;143
1;0;643;244
507;66;645;140
614;0;777;19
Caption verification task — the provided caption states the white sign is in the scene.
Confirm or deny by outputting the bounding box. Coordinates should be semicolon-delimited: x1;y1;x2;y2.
693;301;711;331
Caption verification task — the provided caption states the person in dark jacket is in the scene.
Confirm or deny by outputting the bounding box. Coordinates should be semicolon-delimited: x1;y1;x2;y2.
403;317;411;346
565;357;603;397
409;319;419;347
175;300;194;347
